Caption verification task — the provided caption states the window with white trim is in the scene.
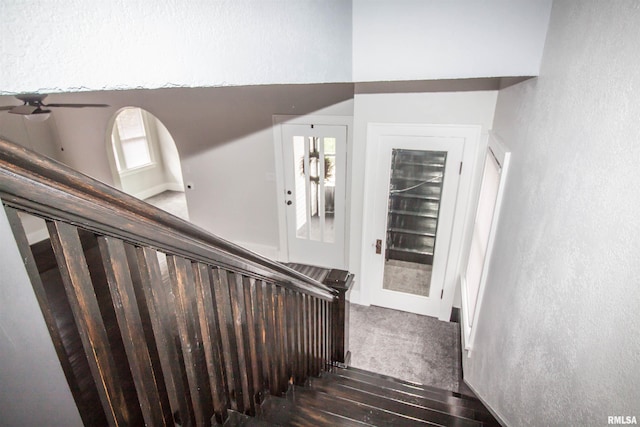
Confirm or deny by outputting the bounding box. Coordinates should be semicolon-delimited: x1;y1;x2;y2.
112;108;153;172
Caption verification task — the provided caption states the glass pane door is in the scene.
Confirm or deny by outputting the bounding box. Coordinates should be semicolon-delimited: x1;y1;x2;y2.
292;135;337;243
383;149;447;298
281;123;347;269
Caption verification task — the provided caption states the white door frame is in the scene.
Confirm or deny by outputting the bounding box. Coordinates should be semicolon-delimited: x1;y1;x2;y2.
361;123;482;321
273;115;353;267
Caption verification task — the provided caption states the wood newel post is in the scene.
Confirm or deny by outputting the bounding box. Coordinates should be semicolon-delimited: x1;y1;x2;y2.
323;269;354;365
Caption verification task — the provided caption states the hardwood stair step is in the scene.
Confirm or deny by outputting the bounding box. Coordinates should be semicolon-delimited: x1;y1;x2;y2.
289;385;440;426
223;367;499;426
337;366;479;400
307;377;486;427
330;366;488;412
310;374;499;426
258;393;373;426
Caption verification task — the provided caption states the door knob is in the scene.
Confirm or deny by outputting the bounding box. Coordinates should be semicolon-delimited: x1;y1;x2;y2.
287;201;292;205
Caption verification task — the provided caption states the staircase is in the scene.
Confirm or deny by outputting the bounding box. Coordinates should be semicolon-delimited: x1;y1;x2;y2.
226;366;499;426
1;137;499;427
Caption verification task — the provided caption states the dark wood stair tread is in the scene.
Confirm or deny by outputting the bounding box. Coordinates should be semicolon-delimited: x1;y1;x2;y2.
337;366;480;400
310;374;498;425
258;394;374;426
330;366;487;411
288;385;437;426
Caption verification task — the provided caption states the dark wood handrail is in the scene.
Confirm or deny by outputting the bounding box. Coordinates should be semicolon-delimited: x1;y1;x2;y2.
0;137;336;301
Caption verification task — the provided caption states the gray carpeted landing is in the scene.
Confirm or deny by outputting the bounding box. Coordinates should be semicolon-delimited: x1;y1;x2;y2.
349;303;470;395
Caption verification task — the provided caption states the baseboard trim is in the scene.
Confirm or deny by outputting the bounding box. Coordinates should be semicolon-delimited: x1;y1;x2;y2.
136;183;171;200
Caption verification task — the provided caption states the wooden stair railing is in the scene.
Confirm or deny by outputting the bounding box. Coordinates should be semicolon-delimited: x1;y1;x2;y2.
0;137;344;427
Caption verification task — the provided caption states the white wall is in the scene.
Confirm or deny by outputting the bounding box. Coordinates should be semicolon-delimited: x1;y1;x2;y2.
156;118;185;189
352;0;552;82
1;1;554;94
0;0;352;94
349;90;497;308
0;207;83;426
464;2;640;425
0;102;61;160
184;98;354;257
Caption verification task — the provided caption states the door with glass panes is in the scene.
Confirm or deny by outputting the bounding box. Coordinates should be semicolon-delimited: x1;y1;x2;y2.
281;124;347;268
366;127;464;317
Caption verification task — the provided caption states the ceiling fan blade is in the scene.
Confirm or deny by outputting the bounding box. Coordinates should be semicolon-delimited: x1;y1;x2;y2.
0;105;17;111
8;105;39;115
45;103;110;108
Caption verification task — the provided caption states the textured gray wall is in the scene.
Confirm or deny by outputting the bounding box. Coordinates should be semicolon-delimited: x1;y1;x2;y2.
464;1;640;425
0;208;83;426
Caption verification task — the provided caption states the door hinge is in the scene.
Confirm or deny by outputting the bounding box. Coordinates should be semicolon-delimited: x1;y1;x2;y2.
440;289;444;299
459;162;463;175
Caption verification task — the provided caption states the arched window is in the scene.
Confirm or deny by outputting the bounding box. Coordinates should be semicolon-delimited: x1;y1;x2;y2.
111;107;154;171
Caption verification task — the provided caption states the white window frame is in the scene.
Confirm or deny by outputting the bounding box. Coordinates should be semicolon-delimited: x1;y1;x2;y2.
461;131;511;354
111;108;156;175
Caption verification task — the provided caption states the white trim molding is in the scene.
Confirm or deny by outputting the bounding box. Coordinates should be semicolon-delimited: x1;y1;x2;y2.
272;114;354;265
461;131;511;354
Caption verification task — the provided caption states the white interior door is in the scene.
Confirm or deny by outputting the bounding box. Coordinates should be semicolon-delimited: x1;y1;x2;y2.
365;125;464;317
281;124;347;268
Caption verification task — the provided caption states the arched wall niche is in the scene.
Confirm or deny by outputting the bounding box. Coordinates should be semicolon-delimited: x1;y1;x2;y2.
106;106;188;219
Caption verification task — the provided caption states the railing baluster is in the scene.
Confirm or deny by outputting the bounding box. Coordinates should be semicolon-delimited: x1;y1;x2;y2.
123;244;173;421
4;208;104;425
229;272;254;414
331;300;337;366
319;299;325;371
300;292;307;382
98;236;171;427
264;283;279;396
253;280;270;393
310;296;317;376
276;287;288;392
47;220;130;427
295;291;304;382
306;294;312;379
212;268;244;413
320;299;325;372
283;288;291;382
317;298;322;374
167;255;214;426
324;301;329;368
192;262;229;424
324;300;329;368
243;277;263;404
304;295;314;377
135;247;195;426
